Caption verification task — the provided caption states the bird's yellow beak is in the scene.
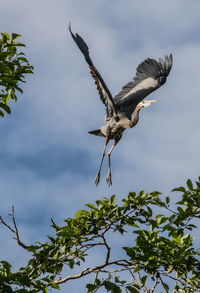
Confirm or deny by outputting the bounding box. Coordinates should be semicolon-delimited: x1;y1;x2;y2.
150;100;156;104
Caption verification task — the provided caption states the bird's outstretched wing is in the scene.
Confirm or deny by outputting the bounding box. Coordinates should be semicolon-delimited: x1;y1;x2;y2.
69;25;117;118
114;55;173;116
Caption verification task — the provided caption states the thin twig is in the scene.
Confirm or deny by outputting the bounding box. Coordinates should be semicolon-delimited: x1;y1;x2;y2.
99;265;135;274
151;277;159;293
137;271;149;293
0;216;15;234
0;206;29;250
158;275;169;293
50;217;57;227
101;234;110;264
161;272;185;286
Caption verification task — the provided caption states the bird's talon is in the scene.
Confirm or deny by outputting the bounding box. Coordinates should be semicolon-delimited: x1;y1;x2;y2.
95;172;100;186
106;172;112;186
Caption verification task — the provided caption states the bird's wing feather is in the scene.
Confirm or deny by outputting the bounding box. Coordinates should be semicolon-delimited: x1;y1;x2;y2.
69;25;117;117
114;54;173;115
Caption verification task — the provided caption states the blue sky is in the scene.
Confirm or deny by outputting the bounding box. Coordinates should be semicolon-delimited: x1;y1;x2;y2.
1;0;200;291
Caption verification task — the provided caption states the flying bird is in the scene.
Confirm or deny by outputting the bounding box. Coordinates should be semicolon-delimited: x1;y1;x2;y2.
69;25;173;186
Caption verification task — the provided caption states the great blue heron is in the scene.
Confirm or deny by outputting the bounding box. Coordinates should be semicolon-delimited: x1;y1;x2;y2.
69;26;173;186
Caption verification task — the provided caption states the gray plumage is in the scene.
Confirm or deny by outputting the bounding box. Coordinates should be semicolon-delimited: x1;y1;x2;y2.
69;26;173;186
69;24;117;118
114;55;172;117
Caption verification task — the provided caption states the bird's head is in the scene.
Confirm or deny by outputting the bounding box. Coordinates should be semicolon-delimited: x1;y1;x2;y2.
139;99;156;108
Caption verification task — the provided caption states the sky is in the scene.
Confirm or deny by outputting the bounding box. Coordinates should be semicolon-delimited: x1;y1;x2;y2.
1;0;200;291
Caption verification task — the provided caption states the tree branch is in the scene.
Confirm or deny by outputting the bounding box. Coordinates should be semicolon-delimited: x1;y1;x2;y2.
0;206;30;250
101;234;110;265
53;259;133;285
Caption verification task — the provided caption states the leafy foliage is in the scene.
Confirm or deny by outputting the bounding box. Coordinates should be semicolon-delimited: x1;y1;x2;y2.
0;32;33;116
1;178;200;292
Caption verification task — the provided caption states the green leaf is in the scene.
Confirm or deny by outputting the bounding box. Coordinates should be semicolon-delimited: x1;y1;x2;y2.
0;103;11;114
123;247;136;258
134;266;141;272
186;179;193;191
24;69;33;74
85;203;97;210
103;280;121;293
141;275;147;286
172;187;185;192
11;33;22;41
187;224;197;229
173;236;182;245
1;261;12;272
114;276;120;283
69;259;75;269
147;206;152;217
86;284;97;292
17;57;29;62
177;207;184;213
3;32;10;40
0;109;4;117
52;283;60;289
95;278;101;285
133;284;141;289
165;196;170;204
75;209;89;218
15;85;23;93
163;282;169;292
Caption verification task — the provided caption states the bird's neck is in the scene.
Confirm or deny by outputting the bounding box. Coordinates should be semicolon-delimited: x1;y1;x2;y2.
130;104;141;128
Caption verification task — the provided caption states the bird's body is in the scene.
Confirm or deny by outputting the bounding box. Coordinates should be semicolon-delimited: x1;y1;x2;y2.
91;113;130;138
69;25;173;186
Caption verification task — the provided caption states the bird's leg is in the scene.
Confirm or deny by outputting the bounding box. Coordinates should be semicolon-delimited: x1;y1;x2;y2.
106;139;119;187
94;135;110;186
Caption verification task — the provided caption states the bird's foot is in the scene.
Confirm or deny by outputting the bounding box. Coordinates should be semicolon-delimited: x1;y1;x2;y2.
94;171;101;186
106;171;112;187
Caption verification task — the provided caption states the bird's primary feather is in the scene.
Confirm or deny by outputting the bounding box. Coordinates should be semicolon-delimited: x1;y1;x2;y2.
69;24;117;118
114;55;173;116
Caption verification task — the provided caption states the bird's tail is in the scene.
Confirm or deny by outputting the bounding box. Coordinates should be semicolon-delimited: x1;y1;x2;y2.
88;129;104;137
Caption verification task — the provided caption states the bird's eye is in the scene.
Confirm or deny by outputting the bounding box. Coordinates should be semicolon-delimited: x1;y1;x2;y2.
114;116;120;122
157;76;166;85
